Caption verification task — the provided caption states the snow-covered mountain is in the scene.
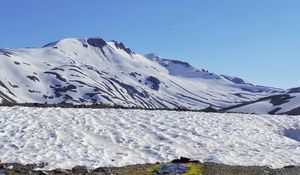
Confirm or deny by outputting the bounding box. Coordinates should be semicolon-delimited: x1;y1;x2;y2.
226;88;300;115
0;37;285;110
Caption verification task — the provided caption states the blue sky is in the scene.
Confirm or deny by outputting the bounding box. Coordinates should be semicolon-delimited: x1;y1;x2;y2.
0;0;299;89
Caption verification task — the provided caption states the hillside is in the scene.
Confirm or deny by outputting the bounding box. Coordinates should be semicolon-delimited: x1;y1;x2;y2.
0;37;282;111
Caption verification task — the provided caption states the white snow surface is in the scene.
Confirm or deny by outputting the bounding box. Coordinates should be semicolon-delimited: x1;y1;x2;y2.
0;107;300;170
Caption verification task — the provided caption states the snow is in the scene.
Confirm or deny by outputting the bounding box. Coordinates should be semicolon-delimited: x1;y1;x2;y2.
229;100;275;114
229;93;300;114
278;94;300;113
0;38;283;110
0;107;300;170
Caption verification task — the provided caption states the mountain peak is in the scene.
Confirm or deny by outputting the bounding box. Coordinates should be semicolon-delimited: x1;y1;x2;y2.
145;53;159;58
43;37;136;56
0;36;291;114
144;53;161;61
43;38;83;48
86;38;107;48
110;40;134;55
42;37;108;49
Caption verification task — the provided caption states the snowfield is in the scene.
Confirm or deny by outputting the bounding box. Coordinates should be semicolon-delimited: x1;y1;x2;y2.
0;107;300;170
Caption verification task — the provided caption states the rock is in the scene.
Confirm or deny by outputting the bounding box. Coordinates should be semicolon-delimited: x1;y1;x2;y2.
54;168;70;174
36;162;48;168
284;165;296;169
155;163;187;175
171;157;198;163
72;165;89;173
92;167;111;174
6;165;13;170
38;170;49;175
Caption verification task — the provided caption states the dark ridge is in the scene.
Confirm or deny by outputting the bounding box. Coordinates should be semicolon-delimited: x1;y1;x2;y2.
222;76;247;84
69;80;94;88
28;90;41;93
86;38;108;57
269;94;293;106
51;68;65;71
268;107;282;115
43;95;54;99
83;43;88;48
170;60;191;68
111;40;135;55
129;72;141;78
223;94;295;113
232;93;250;99
145;76;160;91
0;49;12;57
42;41;58;48
63;94;73;101
26;75;40;82
288;87;300;93
87;38;107;48
50;84;77;98
0;80;16;97
129;72;136;77
0;90;16;104
231;77;246;84
151;97;169;108
8;82;18;88
109;78;149;99
44;71;67;82
85;93;100;98
69;68;88;76
145;53;159;59
14;61;20;65
284;107;300;115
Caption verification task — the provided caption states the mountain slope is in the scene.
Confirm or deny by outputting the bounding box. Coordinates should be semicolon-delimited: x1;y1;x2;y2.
226;88;300;115
0;38;282;110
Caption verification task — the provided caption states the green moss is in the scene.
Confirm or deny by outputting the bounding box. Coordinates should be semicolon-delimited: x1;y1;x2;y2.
146;163;162;174
183;163;204;175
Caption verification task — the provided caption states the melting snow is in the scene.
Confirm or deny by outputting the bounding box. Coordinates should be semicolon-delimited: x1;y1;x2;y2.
0;107;300;170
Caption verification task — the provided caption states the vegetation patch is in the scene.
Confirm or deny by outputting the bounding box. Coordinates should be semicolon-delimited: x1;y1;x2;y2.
146;163;163;174
183;163;204;175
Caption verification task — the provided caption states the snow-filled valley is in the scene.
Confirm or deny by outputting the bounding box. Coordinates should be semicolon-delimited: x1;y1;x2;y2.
0;107;300;170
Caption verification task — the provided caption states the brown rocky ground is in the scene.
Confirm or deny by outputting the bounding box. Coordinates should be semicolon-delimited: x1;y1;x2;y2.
0;161;299;175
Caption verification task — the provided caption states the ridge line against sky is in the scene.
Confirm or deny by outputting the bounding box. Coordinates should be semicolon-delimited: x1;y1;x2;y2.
0;0;300;89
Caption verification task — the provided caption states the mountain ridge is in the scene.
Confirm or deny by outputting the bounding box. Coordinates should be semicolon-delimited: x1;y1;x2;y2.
0;37;298;114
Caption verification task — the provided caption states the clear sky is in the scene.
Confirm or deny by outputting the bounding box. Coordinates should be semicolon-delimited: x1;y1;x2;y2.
0;0;299;89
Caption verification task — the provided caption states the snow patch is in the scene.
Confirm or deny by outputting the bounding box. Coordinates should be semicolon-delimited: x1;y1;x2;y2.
0;107;300;170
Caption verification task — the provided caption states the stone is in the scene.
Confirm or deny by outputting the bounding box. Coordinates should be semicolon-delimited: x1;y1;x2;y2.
38;170;49;175
72;165;89;173
54;168;70;174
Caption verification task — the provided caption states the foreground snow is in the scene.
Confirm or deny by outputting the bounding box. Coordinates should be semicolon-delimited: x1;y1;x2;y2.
0;107;300;170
